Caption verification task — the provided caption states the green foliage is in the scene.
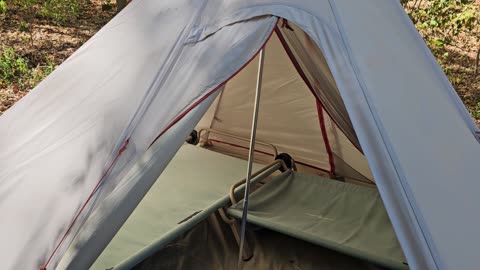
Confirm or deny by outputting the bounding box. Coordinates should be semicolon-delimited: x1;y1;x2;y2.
0;47;30;87
409;0;479;47
32;58;55;85
8;0;87;25
0;1;7;14
19;21;30;32
39;0;83;25
403;1;480;123
472;102;480;120
0;46;56;88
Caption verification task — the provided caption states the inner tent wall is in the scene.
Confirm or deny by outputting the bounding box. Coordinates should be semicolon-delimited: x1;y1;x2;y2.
196;21;373;184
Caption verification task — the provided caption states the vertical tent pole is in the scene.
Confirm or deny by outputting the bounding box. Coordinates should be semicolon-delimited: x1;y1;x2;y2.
237;48;265;266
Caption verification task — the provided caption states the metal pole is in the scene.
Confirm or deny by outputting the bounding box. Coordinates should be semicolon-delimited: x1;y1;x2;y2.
237;48;265;267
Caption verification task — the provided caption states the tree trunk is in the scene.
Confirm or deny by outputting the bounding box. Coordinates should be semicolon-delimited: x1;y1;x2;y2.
117;0;127;12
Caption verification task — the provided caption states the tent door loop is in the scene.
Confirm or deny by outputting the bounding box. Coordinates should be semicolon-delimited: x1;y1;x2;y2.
281;18;294;31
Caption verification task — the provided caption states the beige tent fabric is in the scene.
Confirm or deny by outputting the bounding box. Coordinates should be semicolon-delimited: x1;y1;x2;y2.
277;23;360;151
197;27;373;182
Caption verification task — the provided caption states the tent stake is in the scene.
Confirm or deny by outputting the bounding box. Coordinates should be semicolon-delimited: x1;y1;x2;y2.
237;48;265;267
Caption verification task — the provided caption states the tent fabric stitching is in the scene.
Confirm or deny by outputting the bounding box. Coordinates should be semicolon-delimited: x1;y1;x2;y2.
41;139;130;270
190;4;339;45
55;15;278;270
149;20;278;148
117;2;209;150
41;3;213;268
316;100;336;176
326;0;439;269
392;2;479;138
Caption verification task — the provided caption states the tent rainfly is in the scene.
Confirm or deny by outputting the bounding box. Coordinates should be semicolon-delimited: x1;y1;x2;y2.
1;1;479;270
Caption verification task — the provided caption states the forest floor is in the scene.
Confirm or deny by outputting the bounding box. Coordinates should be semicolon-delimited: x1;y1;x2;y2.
404;0;480;126
438;33;480;126
0;0;115;113
0;1;479;127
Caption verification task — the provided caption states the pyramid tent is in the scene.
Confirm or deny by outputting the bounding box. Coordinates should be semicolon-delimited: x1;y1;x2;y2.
1;0;479;269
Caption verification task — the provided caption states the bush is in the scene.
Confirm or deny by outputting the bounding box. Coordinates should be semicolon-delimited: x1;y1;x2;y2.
31;58;55;85
409;0;479;47
0;46;56;89
0;47;30;88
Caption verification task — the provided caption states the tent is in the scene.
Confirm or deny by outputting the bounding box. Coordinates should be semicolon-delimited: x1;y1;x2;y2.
1;0;479;269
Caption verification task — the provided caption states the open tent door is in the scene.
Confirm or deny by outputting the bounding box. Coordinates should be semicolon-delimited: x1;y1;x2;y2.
198;21;374;185
88;19;406;270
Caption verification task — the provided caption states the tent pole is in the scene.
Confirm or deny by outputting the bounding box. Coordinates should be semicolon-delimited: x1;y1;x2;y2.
237;48;265;266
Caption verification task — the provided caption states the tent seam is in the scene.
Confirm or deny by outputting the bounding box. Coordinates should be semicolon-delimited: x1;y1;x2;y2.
197;4;338;42
326;0;439;269
316;100;336;176
40;2;211;268
148;18;278;148
392;1;479;139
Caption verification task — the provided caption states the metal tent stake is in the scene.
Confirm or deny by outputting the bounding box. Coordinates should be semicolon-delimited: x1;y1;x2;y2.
237;48;265;267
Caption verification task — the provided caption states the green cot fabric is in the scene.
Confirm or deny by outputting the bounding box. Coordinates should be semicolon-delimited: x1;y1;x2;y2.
228;171;408;270
133;215;389;270
91;145;262;270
